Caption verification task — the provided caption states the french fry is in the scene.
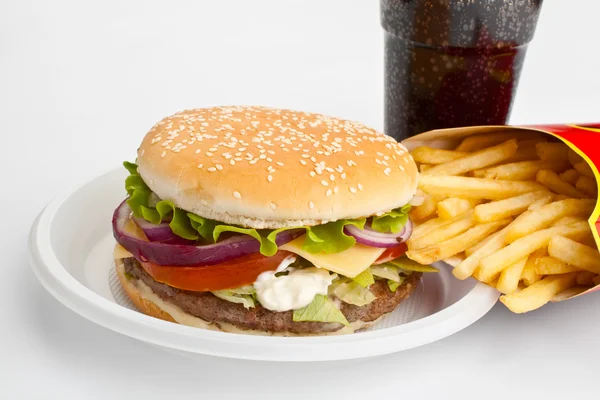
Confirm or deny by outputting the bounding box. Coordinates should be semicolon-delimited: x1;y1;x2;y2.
521;248;547;285
505;145;539;163
576;175;598;197
407;219;510;265
452;228;506;280
465;233;495;257
536;142;570;162
419;164;433;172
460;210;533;280
518;138;547;148
553;194;570;201
410;193;438;221
568;149;584;167
548;236;600;274
505;199;595;243
536;170;589;198
496;257;528;294
474;160;570;181
424;140;518;177
408;211;475;250
574;161;595;179
528;195;554;210
534;257;580;275
478;221;589;282
411;146;469;164
500;273;578;313
456;132;541;152
559;169;580;185
553;216;585;227
474;191;550;223
419;175;546;200
411;217;453;239
437;198;480;220
576;271;596;286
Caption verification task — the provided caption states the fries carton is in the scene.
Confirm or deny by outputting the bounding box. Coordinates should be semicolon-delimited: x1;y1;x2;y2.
402;123;600;306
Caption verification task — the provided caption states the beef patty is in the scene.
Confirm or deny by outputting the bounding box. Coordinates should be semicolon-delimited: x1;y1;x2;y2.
123;257;421;334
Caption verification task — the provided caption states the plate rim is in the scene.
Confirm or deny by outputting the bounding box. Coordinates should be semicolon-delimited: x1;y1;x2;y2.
28;167;499;362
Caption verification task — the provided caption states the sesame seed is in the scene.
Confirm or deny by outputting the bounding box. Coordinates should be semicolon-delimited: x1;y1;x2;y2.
215;164;223;170
384;167;391;176
309;201;315;209
229;160;235;165
196;149;201;154
329;174;335;181
333;186;339;194
267;175;273;182
302;154;310;158
206;151;214;157
399;165;405;171
208;167;217;172
358;183;364;191
341;172;347;179
197;164;203;169
270;202;277;210
321;180;329;186
346;160;353;167
233;191;241;199
309;171;316;177
300;159;307;165
161;151;166;158
349;187;357;193
326;189;332;197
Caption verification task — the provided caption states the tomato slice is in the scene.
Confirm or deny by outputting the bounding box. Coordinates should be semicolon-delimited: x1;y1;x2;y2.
139;251;294;292
373;243;408;265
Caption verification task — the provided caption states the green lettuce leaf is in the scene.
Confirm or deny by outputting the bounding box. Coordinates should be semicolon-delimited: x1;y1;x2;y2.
387;277;406;293
370;265;401;282
389;256;439;273
370;204;411;233
333;281;376;306
122;161;412;256
302;219;366;253
352;269;375;287
293;294;349;326
211;286;256;309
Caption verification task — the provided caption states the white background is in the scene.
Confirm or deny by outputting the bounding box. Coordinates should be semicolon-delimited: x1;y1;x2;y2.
2;0;600;399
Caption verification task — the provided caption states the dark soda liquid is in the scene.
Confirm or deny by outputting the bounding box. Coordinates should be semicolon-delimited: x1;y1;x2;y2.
381;0;543;140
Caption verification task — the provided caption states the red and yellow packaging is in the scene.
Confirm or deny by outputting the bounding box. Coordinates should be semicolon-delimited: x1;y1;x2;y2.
402;123;600;303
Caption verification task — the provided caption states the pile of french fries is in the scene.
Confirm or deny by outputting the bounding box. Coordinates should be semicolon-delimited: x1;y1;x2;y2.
406;132;600;313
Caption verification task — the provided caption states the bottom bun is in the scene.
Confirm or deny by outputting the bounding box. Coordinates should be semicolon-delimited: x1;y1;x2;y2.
115;257;420;336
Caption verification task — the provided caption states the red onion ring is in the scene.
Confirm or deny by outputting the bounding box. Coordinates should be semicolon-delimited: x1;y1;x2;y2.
132;216;178;242
344;219;413;248
113;200;301;266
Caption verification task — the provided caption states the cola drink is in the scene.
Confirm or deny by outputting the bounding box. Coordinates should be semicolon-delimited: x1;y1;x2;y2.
381;0;543;139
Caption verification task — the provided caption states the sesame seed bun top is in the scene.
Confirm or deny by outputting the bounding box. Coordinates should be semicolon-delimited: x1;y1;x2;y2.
136;106;418;229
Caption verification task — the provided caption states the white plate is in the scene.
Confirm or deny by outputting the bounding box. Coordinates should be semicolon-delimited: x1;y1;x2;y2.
28;167;499;362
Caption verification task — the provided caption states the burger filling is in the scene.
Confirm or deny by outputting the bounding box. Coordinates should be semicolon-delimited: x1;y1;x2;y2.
114;162;437;328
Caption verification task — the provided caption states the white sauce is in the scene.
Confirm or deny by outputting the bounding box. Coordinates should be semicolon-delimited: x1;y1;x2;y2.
254;256;335;312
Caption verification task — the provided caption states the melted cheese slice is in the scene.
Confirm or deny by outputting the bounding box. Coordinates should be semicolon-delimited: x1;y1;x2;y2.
113;244;133;260
280;236;385;278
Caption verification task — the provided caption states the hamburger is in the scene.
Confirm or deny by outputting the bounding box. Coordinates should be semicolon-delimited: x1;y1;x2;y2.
113;105;428;336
